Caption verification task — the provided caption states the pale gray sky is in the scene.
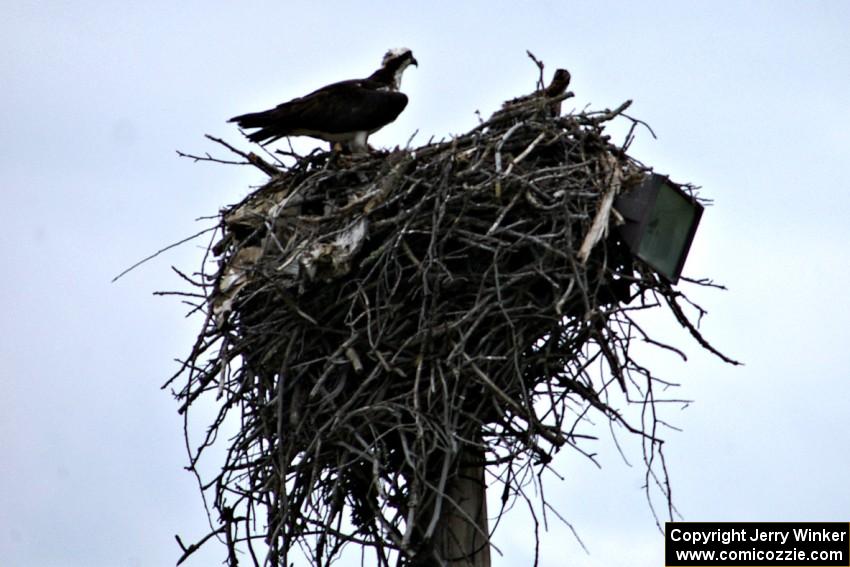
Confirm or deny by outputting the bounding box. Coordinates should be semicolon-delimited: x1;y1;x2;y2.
3;2;850;566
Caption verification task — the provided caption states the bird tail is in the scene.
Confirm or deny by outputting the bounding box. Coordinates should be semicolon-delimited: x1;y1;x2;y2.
228;110;269;129
228;111;278;144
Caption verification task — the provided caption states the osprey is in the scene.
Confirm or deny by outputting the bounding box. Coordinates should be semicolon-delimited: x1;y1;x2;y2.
500;68;571;116
229;48;417;153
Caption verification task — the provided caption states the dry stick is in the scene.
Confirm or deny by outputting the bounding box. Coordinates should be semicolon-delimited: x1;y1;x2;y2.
664;292;742;365
111;225;217;283
175;528;226;565
504;132;546;177
463;353;566;448
493;122;522;199
577;154;622;263
204;134;281;177
526;50;546;90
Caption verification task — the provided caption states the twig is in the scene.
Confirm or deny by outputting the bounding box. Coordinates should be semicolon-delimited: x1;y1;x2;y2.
111;225;217;283
204;134;281;177
526;50;545;90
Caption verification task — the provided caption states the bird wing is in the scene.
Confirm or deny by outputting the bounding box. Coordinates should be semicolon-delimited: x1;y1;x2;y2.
230;80;408;144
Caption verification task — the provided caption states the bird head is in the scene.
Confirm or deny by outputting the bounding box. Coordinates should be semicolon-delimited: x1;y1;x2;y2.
379;47;418;90
545;69;571;97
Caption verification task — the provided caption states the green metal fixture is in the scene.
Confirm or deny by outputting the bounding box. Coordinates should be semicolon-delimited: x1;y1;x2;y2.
615;174;703;283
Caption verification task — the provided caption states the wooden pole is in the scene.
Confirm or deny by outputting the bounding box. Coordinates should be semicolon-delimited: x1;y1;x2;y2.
432;450;490;567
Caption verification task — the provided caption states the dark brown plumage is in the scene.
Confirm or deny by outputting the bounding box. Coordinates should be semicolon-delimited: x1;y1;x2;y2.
544;68;571;97
229;48;417;153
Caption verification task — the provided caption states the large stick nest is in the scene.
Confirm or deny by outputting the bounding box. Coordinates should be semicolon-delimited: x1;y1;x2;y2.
166;69;731;566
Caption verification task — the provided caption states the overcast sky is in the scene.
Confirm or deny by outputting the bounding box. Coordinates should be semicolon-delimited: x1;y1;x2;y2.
3;2;850;566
